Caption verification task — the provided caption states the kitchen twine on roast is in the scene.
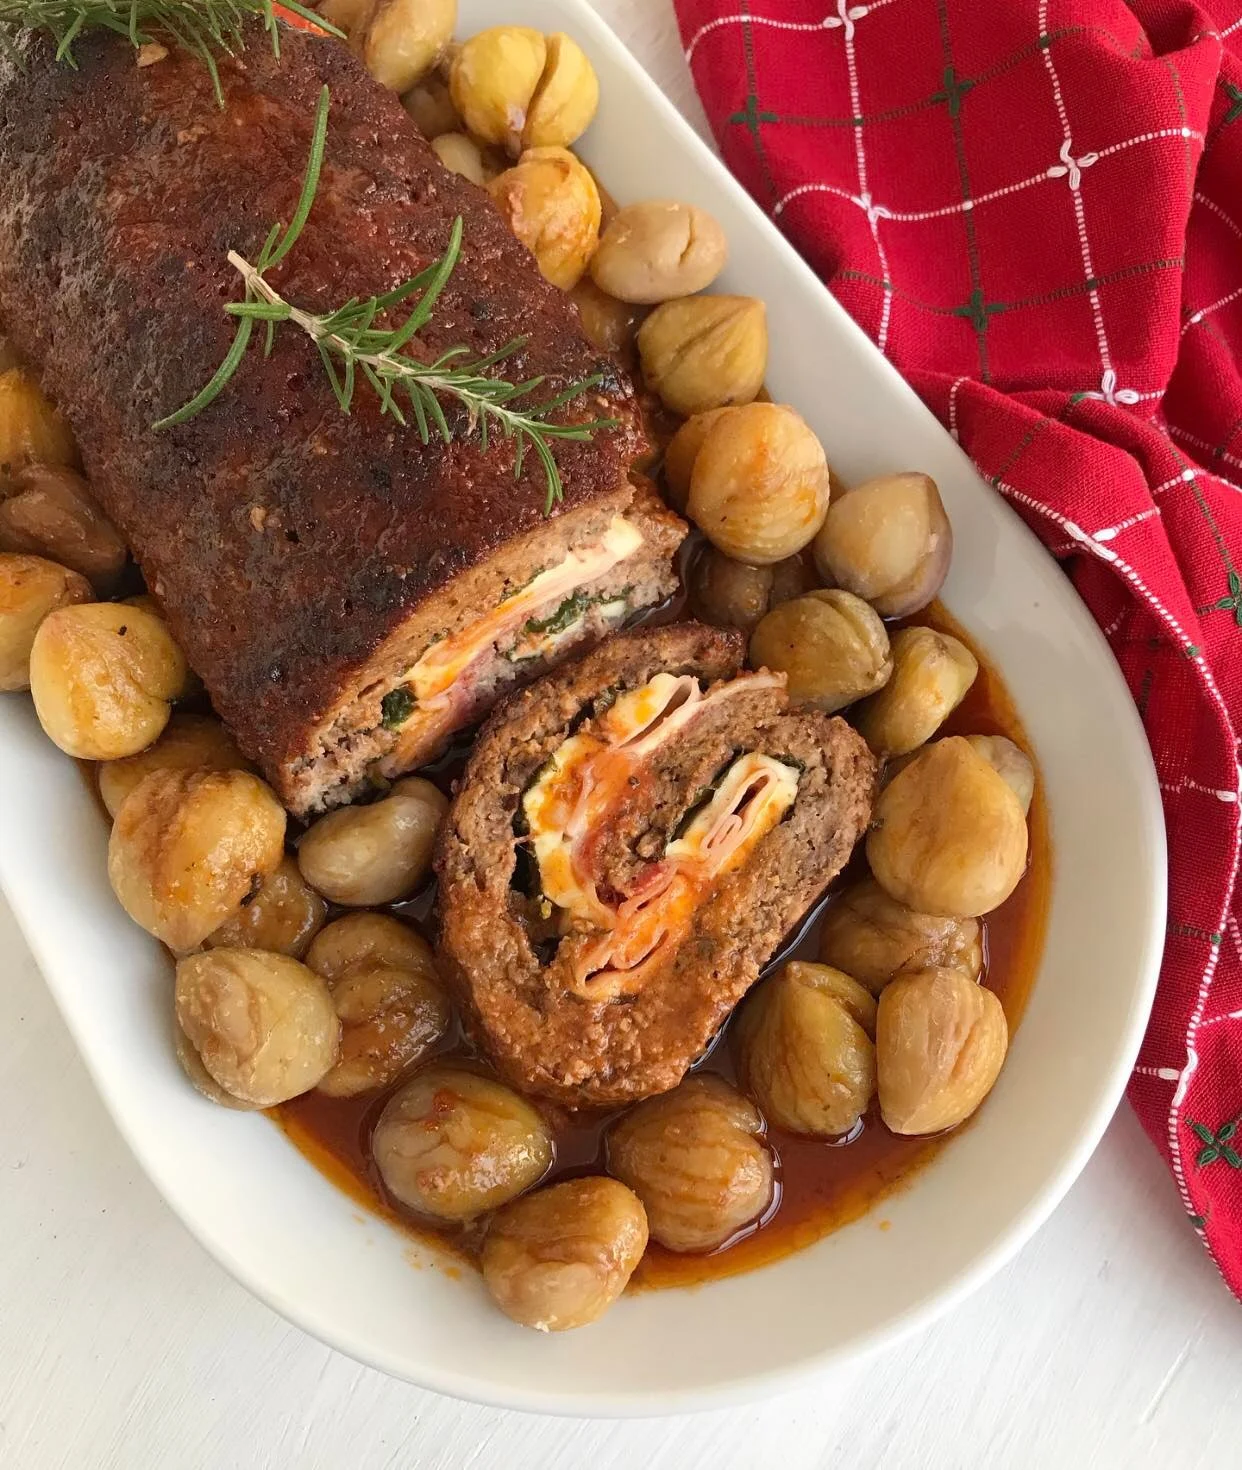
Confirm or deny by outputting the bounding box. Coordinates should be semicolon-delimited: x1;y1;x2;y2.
674;0;1242;1297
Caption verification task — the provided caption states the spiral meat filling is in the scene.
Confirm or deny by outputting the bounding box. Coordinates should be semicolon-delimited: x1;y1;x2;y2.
436;623;877;1106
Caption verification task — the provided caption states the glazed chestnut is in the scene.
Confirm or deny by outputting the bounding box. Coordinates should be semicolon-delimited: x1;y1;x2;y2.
175;949;340;1107
317;959;452;1097
174;1015;260;1111
0;465;127;591
607;1075;773;1253
297;776;447;906
853;626;978;758
305;911;438;985
29;601;188;760
488;146;602;289
316;0;368;33
818;876;982;994
736;962;876;1137
206;855;328;959
0;367;77;482
372;1065;553;1221
867;736;1028;918
402;72;461;137
749;589;891;714
97;712;251;819
0;553;91;692
108;768;286;951
637;296;767;418
482;1177;648;1331
431;131;487;184
812;473;952;618
354;0;455;92
451;27;598;155
965;734;1036;816
688;403;831;565
691;547;770;633
877;967;1008;1134
590;200;728;304
520;31;599;152
660;407;732;512
690;547;814;634
569;278;646;360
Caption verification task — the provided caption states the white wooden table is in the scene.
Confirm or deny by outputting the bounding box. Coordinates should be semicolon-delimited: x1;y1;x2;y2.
3;5;1239;1466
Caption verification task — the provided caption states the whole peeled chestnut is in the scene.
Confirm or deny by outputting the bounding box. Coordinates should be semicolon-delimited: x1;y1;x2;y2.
867;736;1028;918
813;472;951;617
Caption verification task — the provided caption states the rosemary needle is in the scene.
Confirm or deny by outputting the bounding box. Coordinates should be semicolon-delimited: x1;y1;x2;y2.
155;86;617;512
0;0;340;105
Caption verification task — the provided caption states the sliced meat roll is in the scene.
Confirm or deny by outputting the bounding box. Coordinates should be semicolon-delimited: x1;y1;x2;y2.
436;623;878;1106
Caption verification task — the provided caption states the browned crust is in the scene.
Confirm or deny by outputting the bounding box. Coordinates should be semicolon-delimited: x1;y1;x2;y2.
435;624;878;1107
0;29;646;788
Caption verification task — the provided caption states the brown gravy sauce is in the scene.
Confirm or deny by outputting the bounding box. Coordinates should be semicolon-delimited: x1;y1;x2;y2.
275;589;1051;1290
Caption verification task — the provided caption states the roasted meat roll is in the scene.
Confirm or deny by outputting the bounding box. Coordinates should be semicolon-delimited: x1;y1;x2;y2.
0;30;683;816
436;623;878;1106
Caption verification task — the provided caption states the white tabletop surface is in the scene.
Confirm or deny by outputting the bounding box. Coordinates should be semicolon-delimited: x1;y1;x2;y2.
2;4;1238;1466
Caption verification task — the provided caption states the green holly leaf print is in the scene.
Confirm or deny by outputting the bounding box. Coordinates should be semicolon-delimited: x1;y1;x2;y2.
1190;1115;1242;1170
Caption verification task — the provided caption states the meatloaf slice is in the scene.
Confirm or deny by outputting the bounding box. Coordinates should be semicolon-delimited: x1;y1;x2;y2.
436;623;878;1107
0;30;684;816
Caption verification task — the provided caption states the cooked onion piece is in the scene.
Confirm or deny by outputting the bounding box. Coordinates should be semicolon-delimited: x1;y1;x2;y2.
372;1065;553;1220
108;769;287;951
482;1177;648;1331
175;949;340;1107
607;1075;773;1252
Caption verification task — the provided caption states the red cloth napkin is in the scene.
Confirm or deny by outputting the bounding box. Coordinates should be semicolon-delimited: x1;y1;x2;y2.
675;0;1242;1294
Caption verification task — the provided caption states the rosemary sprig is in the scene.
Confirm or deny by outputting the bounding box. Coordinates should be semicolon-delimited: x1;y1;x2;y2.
155;86;616;511
0;0;339;106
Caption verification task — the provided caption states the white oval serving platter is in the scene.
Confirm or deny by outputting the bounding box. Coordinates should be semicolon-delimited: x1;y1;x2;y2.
0;0;1166;1417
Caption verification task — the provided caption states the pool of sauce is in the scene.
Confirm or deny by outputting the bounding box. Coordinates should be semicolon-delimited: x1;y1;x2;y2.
275;580;1051;1290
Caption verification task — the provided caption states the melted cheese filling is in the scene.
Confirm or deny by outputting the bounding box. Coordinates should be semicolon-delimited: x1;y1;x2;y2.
376;517;644;770
409;517;644;705
521;671;798;998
